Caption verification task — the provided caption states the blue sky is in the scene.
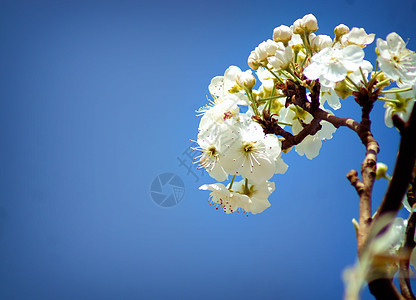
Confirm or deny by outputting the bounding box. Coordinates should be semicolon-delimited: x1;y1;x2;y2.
0;0;415;299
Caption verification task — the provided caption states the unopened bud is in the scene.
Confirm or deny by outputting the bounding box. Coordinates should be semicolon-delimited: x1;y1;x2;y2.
376;162;389;180
292;19;303;34
255;42;268;61
273;25;293;43
310;35;332;52
301;14;318;32
248;51;260;70
374;71;391;89
235;71;256;89
334;24;349;39
263;39;279;56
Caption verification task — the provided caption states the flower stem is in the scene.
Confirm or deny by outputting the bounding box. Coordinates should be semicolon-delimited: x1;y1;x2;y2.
284;68;303;84
260;95;285;101
375;78;392;88
245;87;260;116
265;66;284;84
378;97;401;104
228;175;236;190
244;178;249;195
359;67;369;86
382;86;413;94
277;121;293;126
300;53;309;69
345;75;361;91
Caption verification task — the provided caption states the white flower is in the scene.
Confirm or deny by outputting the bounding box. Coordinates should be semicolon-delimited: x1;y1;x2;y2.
199;182;250;214
301;14;318;32
292;18;303;34
274;156;288;174
248;51;261;70
199;179;275;215
256;67;275;92
235;70;256;89
377;32;416;86
341;27;375;47
232;179;275;214
334;24;349;39
194;125;230;182
310;35;332;52
383;86;415;128
320;86;341;110
256;39;280;59
267;45;293;71
208;66;249;105
198;94;240;132
273;25;292;43
289;33;305;47
221;121;282;184
303;45;364;83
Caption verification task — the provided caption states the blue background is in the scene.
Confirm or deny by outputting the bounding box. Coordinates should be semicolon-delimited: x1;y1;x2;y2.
0;0;415;299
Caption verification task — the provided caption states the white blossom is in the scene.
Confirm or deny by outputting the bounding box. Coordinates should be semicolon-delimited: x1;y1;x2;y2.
334;24;349;39
320;86;341;110
267;45;293;71
232;179;275;214
341;27;375;47
273;25;292;43
377;32;416;86
310;34;332;52
221;121;282;184
303;45;365;83
301;14;318;32
235;70;256;89
198;94;241;134
199;183;250;214
383;86;415;128
194;125;230;182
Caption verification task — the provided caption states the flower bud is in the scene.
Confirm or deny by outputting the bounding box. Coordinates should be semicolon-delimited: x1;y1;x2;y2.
301;14;318;32
235;71;256;89
267;46;293;71
334;24;349;39
263;39;279;56
310;35;332;52
273;25;292;43
373;71;391;89
292;19;303;34
255;42;268;61
248;51;260;70
376;162;389;180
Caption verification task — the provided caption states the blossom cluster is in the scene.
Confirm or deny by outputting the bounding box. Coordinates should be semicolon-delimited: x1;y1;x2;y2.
194;14;416;217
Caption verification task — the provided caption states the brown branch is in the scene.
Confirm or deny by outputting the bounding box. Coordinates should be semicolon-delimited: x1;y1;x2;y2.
252;109;322;150
347;170;365;195
366;104;416;300
369;278;405;300
281;118;321;149
374;104;416;219
356;118;379;255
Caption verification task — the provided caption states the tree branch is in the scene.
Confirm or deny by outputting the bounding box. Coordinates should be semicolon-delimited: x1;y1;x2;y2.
374;104;416;220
